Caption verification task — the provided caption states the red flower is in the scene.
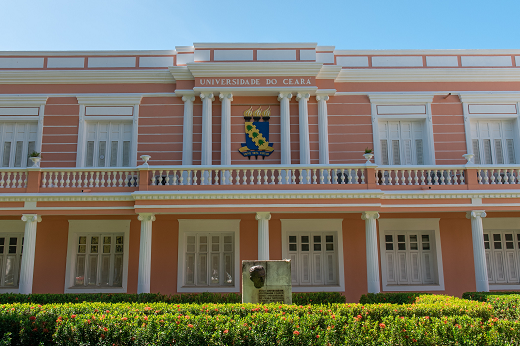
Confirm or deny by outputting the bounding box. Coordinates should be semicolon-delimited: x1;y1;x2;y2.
293;331;300;335
71;314;76;319
187;324;194;328
412;339;417;343
122;317;128;321
223;329;228;334
104;327;108;332
144;316;148;321
379;323;386;329
316;335;320;338
29;316;36;321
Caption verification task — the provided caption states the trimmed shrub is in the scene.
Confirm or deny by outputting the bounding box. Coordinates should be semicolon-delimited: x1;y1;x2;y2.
359;292;427;305
464;292;520;320
292;292;345;305
462;291;520;302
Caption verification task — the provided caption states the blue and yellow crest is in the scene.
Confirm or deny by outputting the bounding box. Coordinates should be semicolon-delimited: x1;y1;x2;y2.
239;106;274;159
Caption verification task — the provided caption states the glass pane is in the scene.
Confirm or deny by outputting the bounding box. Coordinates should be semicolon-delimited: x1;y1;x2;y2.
122;141;131;167
100;255;110;286
91;236;99;245
386;243;393;251
410;243;418;250
113;254;123;287
27;141;35;167
301;236;309;243
4;256;15;286
79;236;86;244
505;234;513;241
185;254;195;285
398;243;406;251
423;243;430;250
326;235;333;243
0;238;4;245
493;234;501;241
385;235;393;242
301;244;309;251
8;246;16;254
110;141;118;167
198;254;207;285
225;254;233;284
9;238;16;246
88;255;98;285
484;242;490;250
506;242;514;249
314;236;321;243
212;236;219;252
103;236;111;244
483;234;489;241
409;235;417;242
289;244;297;251
85;141;94;167
224;236;232;243
103;245;110;253
211;254;219;284
75;255;85;286
78;245;86;253
398;235;405;242
116;236;123;245
98;141;106;167
326;244;334;251
314;244;321;251
14;141;23;167
2;142;11;167
115;245;123;253
289;236;296;243
91;245;98;253
224;244;232;252
494;242;502;250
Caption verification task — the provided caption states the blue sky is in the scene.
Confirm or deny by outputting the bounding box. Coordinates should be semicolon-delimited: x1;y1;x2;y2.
1;0;518;51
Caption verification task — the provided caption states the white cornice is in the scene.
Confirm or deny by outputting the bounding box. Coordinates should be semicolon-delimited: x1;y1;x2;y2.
0;50;176;56
185;62;324;77
76;95;143;105
0;70;175;84
334;49;520;55
316;65;342;80
193;43;317;49
368;93;434;104
0;95;48;106
458;93;520;104
337;68;520;83
168;66;194;81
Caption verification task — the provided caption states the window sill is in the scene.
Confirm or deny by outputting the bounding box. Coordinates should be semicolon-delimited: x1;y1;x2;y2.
292;285;344;293
177;285;239;293
64;287;126;294
0;288;18;294
383;284;445;292
489;284;520;291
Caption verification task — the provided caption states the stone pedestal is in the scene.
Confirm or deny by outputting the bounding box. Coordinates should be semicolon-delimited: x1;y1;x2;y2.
242;260;292;304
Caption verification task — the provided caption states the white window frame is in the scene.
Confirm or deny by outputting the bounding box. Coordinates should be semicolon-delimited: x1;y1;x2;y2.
64;220;130;293
75;96;141;168
378;218;445;291
0;220;25;293
0;121;39;168
281;219;345;292
378;120;426;165
177;219;240;293
84;121;133;167
482;217;520;290
459;94;520;164
470;120;516;165
368;94;436;165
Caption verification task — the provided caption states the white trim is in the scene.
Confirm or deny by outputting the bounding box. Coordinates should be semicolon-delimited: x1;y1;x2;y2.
334;49;520;55
193;43;317;49
378;218;445;292
281;219;345;292
0;70;175;84
177;219;240;293
64;220;130;294
185;62;324;77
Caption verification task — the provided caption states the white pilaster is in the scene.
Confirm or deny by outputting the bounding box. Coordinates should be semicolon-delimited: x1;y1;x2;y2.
200;92;214;166
296;92;311;165
278;93;292;165
19;214;41;294
362;212;380;294
137;213;156;294
181;95;195;165
256;212;271;260
316;94;330;164
219;93;233;165
467;210;489;292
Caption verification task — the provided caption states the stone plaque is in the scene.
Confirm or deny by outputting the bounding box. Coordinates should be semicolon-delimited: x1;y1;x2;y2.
242;260;292;304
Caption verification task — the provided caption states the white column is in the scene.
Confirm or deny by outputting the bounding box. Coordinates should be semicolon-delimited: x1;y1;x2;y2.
362;212;380;294
200;92;214;166
137;213;156;294
296;92;311;165
467;210;489;292
256;212;271;260
181;95;195;165
278;93;292;165
316;94;330;165
219;93;233;165
19;214;41;294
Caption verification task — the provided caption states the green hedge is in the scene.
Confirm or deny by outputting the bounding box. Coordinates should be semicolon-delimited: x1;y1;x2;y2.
0;292;343;306
0;300;512;345
462;291;520;302
464;292;520;320
359;292;428;305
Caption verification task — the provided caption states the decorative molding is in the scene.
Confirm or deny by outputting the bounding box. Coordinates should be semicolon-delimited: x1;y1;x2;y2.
466;210;487;219
185;62;323;77
368;93;435;104
168;66;194;81
316;65;342;80
76;95;143;105
0;70;174;84
137;213;156;222
255;212;271;221
361;211;380;220
459;93;520;104
0;96;48;106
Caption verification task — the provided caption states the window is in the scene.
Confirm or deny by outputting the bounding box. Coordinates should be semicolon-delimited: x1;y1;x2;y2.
0;234;23;288
379;121;424;165
85;122;132;167
484;230;520;285
65;220;129;293
471;120;516;165
178;220;240;293
0;122;38;168
379;218;444;291
383;231;435;285
281;219;344;292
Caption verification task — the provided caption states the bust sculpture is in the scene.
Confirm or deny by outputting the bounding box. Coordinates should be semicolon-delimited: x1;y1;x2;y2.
249;265;266;288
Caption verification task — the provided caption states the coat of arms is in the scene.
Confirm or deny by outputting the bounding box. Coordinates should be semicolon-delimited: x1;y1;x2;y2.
238;106;274;159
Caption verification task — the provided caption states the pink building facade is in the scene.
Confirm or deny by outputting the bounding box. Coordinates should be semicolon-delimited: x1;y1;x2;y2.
0;43;520;301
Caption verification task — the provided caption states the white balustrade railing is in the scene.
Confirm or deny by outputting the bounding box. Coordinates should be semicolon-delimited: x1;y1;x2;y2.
375;166;466;186
474;166;520;185
146;165;367;186
40;168;139;188
0;169;28;188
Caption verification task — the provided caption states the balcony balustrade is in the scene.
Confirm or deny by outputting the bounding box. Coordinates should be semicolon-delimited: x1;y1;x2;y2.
0;164;519;193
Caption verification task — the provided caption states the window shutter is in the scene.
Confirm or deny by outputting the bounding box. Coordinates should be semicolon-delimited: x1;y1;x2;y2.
483;139;492;164
494;139;504;164
380;140;389;165
494;252;506;283
123;141;131;167
485;251;493;282
472;140;481;164
110;141;118;167
398;253;408;283
300;254;310;284
85;141;95;167
290;254;298;284
386;253;396;284
506;139;515;164
326;253;335;284
98;141;106;167
2;142;11;167
403;140;412;165
26;141;35;167
14;141;23;167
313;253;322;284
392;140;401;165
506;251;519;283
410;253;421;283
415;139;424;165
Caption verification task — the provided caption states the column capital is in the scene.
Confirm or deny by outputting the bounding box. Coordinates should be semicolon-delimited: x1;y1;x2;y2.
182;95;195;102
219;92;233;101
255;212;271;221
316;94;330;102
200;92;214;101
138;213;156;222
467;210;487;219
21;214;41;223
361;211;380;220
296;92;311;101
277;93;293;101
